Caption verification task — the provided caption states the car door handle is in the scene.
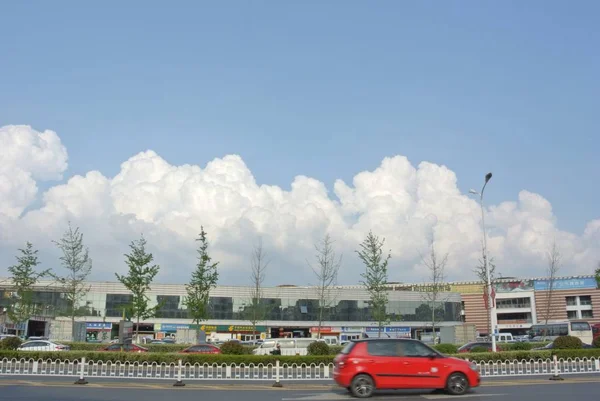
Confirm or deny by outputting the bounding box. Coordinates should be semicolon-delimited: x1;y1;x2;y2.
366;359;376;363
402;362;410;365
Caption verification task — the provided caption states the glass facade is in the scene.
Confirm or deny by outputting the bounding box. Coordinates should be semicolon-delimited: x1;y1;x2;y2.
0;286;462;323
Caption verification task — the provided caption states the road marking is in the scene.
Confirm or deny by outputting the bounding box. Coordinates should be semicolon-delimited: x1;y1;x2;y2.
421;394;506;399
282;394;350;400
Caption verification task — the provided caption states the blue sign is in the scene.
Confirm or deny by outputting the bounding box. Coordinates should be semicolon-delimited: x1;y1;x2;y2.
534;277;597;291
155;323;189;332
365;326;411;334
86;322;112;330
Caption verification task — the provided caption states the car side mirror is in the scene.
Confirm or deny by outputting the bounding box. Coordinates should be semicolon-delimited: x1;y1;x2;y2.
428;353;438;360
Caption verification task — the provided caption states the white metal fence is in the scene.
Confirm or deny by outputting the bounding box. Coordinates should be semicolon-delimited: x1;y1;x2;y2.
1;357;599;382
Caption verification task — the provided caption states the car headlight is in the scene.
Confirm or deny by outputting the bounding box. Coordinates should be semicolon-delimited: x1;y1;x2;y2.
470;362;479;372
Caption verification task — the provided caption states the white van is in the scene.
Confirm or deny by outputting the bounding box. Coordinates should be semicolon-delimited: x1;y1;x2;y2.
494;333;515;343
252;338;316;355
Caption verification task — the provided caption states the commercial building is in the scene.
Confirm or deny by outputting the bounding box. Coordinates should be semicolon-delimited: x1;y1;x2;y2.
1;275;597;341
0;279;462;341
457;275;600;336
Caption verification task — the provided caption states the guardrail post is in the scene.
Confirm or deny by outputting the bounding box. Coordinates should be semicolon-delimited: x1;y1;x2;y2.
595;358;600;372
549;355;563;381
74;357;88;385
173;359;185;387
272;359;283;388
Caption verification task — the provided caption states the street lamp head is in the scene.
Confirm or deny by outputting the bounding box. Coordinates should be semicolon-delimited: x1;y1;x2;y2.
485;172;493;183
469;189;479;195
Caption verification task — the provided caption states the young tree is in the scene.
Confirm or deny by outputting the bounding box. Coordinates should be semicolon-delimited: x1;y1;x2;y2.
247;238;270;342
53;223;92;335
473;251;497;337
7;242;50;336
357;231;391;338
420;241;449;344
595;261;600;289
185;227;219;339
309;234;342;339
116;235;160;340
541;240;561;339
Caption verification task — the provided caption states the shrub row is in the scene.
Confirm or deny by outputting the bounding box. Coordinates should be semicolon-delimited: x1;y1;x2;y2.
3;348;600;365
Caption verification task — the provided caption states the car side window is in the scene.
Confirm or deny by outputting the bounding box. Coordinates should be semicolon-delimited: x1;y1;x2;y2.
398;341;434;357
366;341;398;357
107;344;121;351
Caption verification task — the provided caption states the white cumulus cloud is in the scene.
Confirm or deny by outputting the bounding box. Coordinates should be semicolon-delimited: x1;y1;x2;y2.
0;124;598;285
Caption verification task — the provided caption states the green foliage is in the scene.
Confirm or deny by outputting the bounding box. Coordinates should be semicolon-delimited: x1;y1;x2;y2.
185;227;219;325
508;342;533;351
219;341;248;355
470;346;490;353
593;336;600;348
434;343;458;354
7;242;49;332
52;223;92;324
329;345;344;355
307;341;330;355
0;350;333;365
553;335;583;349
116;235;160;329
0;337;23;350
4;348;600;365
595;262;600;289
357;231;391;336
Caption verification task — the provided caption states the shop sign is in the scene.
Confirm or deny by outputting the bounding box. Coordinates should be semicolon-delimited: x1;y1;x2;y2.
365;326;411;336
449;284;483;294
225;325;266;332
310;327;334;333
154;323;190;332
341;326;363;332
494;280;534;293
534;278;597;291
394;284;452;292
86;322;112;330
195;324;267;333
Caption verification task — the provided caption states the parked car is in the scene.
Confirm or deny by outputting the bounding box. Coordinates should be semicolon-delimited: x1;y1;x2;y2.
333;338;480;398
532;341;594;351
457;342;502;353
100;343;148;353
179;344;221;354
17;340;70;352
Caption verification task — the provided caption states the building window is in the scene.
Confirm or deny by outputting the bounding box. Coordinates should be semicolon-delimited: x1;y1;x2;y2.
581;310;594;318
565;296;577;306
579;296;592;306
567;310;578;320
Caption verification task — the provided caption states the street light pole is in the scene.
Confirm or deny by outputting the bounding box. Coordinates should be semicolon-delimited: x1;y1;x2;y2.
470;172;497;352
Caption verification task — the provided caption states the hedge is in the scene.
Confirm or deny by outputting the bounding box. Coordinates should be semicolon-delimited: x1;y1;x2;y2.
3;348;600;365
0;350;332;365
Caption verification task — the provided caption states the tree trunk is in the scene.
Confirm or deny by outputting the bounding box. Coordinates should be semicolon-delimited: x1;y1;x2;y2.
136;316;140;343
431;301;436;343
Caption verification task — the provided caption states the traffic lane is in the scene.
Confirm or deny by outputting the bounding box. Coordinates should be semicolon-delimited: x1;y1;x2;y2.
1;380;599;401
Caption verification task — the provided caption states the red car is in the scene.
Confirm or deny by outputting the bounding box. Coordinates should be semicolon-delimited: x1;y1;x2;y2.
100;343;148;353
333;339;480;398
179;344;221;354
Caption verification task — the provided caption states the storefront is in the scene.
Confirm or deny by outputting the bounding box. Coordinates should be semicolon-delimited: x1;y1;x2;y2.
365;326;412;338
340;326;364;342
201;324;267;341
86;322;112;342
269;326;310;339
153;323;190;340
309;326;341;339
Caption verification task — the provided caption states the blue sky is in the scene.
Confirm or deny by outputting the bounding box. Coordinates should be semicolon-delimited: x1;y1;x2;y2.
1;0;598;234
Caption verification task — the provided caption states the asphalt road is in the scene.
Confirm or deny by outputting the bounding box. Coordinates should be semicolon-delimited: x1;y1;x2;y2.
0;375;599;400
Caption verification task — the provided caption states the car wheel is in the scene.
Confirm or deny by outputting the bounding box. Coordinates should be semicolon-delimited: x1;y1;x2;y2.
446;372;469;395
350;374;375;398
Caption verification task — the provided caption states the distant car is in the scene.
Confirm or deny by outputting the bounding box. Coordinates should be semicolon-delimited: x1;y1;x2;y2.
532;341;594;351
100;343;148;353
17;340;70;352
179;344;221;354
333;338;480;398
457;342;502;353
161;338;176;344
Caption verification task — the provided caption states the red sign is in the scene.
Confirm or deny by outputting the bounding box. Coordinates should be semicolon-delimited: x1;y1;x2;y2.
483;287;496;308
310;327;333;333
